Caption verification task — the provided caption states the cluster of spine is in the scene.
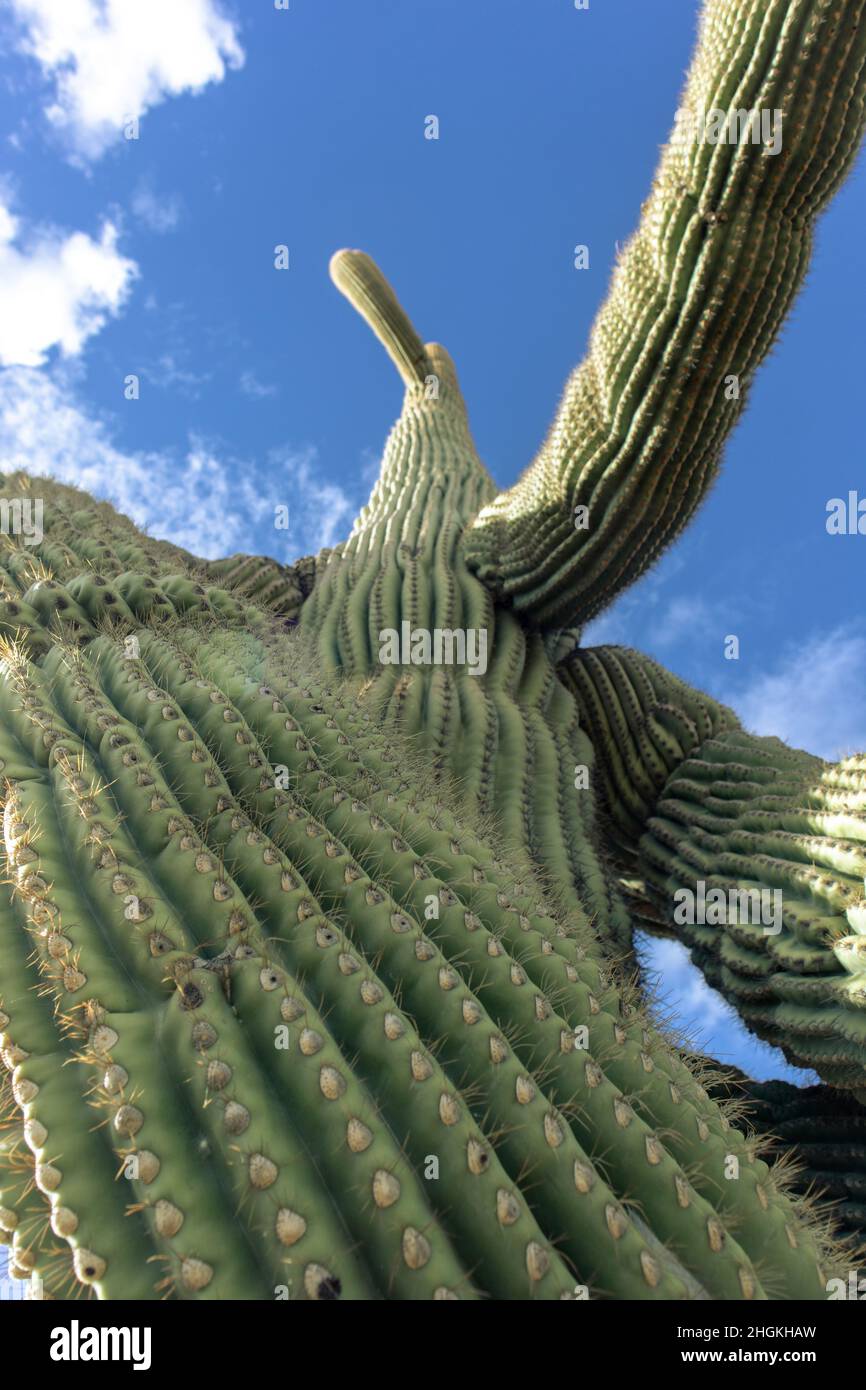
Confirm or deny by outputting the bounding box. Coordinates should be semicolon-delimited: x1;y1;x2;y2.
564;647;866;1092
0;471;309;648
463;0;866;630
708;1069;866;1260
205;552;315;615
0;563;843;1298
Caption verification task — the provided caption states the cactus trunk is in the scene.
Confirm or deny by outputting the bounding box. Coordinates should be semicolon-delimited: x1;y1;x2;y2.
3;0;866;1302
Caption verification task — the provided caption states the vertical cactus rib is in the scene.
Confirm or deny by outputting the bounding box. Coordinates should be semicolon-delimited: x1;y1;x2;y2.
135;620;837;1297
97;634;669;1296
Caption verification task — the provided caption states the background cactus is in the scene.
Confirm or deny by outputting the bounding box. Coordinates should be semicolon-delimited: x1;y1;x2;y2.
1;0;866;1300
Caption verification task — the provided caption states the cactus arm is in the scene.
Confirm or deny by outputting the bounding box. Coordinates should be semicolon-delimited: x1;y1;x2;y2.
329;250;433;388
202;552;315;616
708;1070;866;1260
463;0;866;630
562;646;866;1093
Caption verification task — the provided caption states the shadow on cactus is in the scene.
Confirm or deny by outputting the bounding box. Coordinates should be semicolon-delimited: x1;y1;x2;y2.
1;0;865;1300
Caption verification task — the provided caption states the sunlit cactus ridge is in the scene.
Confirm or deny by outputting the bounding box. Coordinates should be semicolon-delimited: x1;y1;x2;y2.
1;0;866;1300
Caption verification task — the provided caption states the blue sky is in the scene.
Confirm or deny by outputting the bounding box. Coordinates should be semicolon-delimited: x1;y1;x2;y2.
0;0;864;1114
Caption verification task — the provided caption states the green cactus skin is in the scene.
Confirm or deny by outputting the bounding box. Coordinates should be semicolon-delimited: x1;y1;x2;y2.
1;0;866;1301
463;0;866;630
562;647;866;1089
707;1069;866;1262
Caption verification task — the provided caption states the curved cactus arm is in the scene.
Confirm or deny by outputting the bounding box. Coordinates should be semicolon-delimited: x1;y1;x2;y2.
463;0;866;631
706;1066;866;1261
203;552;316;616
329;249;433;388
562;646;866;1093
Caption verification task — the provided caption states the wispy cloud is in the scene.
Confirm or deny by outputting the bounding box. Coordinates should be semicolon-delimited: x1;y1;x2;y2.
642;937;731;1032
9;0;244;162
584;560;741;659
0;367;359;561
131;182;181;234
270;446;358;552
140;352;210;397
582;550;690;647
359;446;381;488
719;624;866;761
646;594;715;649
239;369;278;399
0;198;137;367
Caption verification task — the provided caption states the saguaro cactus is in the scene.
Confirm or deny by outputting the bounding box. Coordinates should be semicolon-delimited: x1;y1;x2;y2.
1;0;865;1300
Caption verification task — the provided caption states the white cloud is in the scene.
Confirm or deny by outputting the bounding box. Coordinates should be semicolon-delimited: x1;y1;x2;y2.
131;183;181;234
638;935;815;1083
0;200;137;367
0;366;357;560
269;446;357;552
10;0;244;161
646;595;714;650
642;937;731;1037
140;353;210;396
239;369;277;399
360;447;381;488
581;550;690;647
581;570;865;762
720;625;866;761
